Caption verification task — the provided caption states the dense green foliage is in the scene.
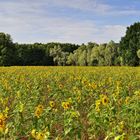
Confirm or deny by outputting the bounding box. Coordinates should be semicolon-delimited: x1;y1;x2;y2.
0;22;140;66
120;22;140;66
0;33;16;66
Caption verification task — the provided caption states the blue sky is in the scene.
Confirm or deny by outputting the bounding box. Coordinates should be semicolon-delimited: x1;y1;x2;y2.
0;0;140;44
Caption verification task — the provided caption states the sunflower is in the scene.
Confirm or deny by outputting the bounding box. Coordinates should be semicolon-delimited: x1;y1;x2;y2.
95;99;101;112
77;96;81;102
31;129;36;138
101;95;109;106
49;101;55;108
0;113;6;133
31;129;46;140
59;84;63;89
62;102;70;110
35;104;44;118
125;97;130;104
91;83;97;89
118;121;124;133
36;132;45;140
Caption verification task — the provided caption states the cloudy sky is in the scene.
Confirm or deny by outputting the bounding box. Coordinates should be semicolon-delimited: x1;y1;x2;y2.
0;0;140;44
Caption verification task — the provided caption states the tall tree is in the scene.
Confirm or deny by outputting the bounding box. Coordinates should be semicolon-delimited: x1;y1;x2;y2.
0;32;16;66
120;22;140;66
137;49;140;65
104;41;119;66
50;45;69;66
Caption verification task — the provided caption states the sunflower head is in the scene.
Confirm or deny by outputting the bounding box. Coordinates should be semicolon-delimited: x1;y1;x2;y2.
101;95;109;106
62;101;70;110
49;101;55;108
0;113;6;133
34;104;44;118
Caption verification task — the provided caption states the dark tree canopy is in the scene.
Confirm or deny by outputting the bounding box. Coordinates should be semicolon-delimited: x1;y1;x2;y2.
120;22;140;66
0;32;16;66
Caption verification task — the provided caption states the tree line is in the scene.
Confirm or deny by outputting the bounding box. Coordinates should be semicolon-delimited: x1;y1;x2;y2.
0;22;140;66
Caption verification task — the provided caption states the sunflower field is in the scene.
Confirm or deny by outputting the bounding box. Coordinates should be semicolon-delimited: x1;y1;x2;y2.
0;66;140;140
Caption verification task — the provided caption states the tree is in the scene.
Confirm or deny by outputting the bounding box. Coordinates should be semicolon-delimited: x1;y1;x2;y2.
120;22;140;66
50;45;69;66
91;46;99;66
91;44;106;66
104;41;119;66
137;49;140;65
0;32;16;66
67;44;86;66
87;42;98;65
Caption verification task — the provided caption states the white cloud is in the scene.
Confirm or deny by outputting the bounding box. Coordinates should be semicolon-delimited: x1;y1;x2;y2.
0;0;129;44
93;25;126;43
0;13;127;44
45;0;140;16
5;19;126;44
50;0;111;14
107;9;140;16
